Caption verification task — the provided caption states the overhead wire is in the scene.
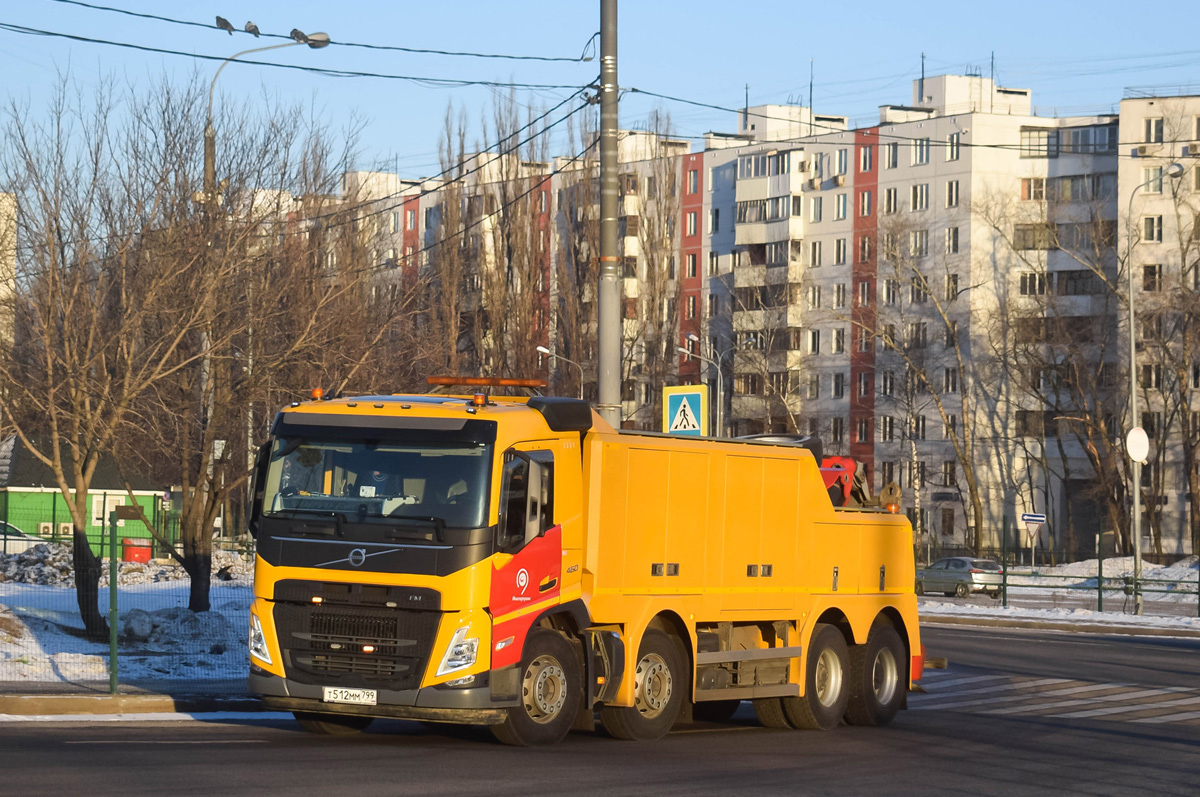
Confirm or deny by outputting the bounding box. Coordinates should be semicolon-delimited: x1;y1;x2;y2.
0;22;589;90
43;0;598;62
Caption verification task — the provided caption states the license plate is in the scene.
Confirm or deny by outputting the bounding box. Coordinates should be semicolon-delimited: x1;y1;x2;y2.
322;687;376;706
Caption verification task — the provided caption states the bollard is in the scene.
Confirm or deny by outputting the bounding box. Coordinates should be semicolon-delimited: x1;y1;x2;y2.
1096;532;1103;613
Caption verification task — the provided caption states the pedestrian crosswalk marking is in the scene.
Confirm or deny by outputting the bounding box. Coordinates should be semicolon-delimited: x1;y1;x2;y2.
910;671;1200;726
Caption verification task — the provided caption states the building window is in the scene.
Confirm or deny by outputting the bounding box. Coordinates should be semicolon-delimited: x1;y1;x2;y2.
1144;264;1163;291
707;293;718;316
859;235;872;263
859;191;872;217
947;132;961;161
944;367;959;393
835;238;847;265
912;415;927;440
391;212;401;233
834;283;846;308
1020;128;1059;158
858;280;871;307
858;328;872;352
881;461;896;484
832;372;846;398
836;148;848;175
910;230;929;258
945;319;958;347
861;146;873;172
881;371;894;396
858;372;871;397
688;169;698;194
881;188;896;216
687;253;698;278
908;322;928;348
686;211;697;236
709;208;720;234
1021;177;1046;200
833;328;846;354
807;373;821;399
885;279;899;304
686;294;697;319
1144;117;1164;144
856;417;870;443
808;284;822;309
946;226;959;254
835;193;847;220
913;138;931;165
810;240;823;267
945;273;959;301
884;142;899;169
910;460;926;488
810;196;823;223
1143;216;1163;243
808;329;821;355
911;183;929;211
1020;272;1046;295
946;180;960;208
1143;167;1164;194
1140;364;1163;389
880;415;895;441
831;417;845;444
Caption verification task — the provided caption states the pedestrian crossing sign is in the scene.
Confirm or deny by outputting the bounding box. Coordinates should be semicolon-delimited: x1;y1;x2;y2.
662;385;708;436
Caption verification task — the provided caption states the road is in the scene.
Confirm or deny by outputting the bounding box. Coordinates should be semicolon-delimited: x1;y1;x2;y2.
1;626;1197;796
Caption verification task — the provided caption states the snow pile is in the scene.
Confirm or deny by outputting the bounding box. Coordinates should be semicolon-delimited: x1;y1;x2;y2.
0;544;254;588
1002;555;1199;597
919;599;1200;631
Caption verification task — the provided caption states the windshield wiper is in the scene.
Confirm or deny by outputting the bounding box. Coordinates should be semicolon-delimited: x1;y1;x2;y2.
388;516;446;544
270;509;342;537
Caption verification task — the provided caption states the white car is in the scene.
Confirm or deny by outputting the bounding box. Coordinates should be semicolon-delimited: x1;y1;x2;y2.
0;522;48;555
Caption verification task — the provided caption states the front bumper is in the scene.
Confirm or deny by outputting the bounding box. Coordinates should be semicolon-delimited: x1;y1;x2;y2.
251;667;517;725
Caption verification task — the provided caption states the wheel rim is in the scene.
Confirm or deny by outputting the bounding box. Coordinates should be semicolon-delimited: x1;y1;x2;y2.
871;647;899;706
813;647;844;708
521;654;567;724
633;652;672;718
956;583;967;597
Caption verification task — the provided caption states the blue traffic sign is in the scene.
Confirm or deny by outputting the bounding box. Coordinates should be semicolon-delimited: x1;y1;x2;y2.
1020;513;1046;523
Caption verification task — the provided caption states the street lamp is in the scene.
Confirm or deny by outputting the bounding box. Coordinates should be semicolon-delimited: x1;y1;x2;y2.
678;336;722;438
537;345;585;400
203;30;331;206
1125;160;1184;615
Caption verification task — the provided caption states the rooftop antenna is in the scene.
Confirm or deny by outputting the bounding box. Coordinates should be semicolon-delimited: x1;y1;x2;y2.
743;83;749;132
919;52;926;104
990;51;995;112
808;58;814;136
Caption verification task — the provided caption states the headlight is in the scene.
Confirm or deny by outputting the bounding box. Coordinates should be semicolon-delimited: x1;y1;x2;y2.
249;613;272;666
436;625;479;676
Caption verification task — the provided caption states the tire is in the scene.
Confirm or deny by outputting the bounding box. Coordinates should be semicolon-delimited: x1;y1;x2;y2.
600;629;685;741
914;581;925;596
954;582;969;598
293;711;374;735
753;697;792;729
988;589;1001;599
491;628;582;747
844;623;906;727
781;623;850;731
692;699;741;723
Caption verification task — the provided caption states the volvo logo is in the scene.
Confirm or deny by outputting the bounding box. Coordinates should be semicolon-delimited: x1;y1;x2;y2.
348;548;367;568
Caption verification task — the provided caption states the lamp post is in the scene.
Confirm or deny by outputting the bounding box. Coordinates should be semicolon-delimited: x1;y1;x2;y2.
678;340;722;438
1125;161;1184;615
204;31;331;207
537;345;585;400
685;333;734;438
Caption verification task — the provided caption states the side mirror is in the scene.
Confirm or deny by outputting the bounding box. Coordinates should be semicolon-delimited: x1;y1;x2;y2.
247;442;271;539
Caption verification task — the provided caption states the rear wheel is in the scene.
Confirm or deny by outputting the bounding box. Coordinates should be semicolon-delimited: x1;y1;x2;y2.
988;589;1001;599
914;581;925;596
844;623;906;727
491;628;581;747
954;582;969;598
600;629;684;741
781;623;849;731
293;712;374;735
753;697;792;729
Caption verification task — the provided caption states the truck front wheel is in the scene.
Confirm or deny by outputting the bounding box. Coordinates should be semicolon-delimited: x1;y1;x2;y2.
491;628;581;747
600;629;684;741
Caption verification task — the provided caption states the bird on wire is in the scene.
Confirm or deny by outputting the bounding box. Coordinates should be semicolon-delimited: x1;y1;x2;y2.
215;16;234;35
245;21;260;37
289;28;308;44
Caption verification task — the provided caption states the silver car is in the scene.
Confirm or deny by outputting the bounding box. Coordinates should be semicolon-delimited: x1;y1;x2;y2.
0;522;47;555
916;557;1004;598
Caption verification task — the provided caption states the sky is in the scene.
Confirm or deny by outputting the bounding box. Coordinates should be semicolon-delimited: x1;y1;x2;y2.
2;1;1200;179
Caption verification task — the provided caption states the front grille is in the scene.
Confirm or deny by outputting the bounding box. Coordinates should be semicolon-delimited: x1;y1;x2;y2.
274;601;440;690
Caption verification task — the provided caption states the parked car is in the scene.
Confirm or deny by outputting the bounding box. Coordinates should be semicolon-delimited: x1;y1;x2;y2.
916;557;1004;598
0;522;48;555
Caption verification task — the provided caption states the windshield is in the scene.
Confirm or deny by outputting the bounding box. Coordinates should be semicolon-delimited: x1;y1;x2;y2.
263;437;492;529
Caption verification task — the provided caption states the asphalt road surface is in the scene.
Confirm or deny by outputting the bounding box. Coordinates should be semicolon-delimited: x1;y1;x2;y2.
1;625;1197;796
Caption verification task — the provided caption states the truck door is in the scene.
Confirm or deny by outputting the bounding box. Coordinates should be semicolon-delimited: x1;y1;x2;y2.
489;449;561;619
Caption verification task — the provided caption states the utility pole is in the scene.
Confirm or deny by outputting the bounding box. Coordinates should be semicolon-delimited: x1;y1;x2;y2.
597;0;621;426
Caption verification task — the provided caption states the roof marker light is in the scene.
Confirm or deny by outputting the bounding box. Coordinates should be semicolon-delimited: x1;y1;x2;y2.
311;388;324;400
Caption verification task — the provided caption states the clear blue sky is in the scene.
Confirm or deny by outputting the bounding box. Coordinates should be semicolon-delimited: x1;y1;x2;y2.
3;0;1198;177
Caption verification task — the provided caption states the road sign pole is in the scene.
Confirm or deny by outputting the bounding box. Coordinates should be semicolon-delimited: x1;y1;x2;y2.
108;510;118;695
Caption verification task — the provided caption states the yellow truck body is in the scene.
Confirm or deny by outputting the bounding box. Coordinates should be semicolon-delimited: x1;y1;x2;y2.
248;392;922;745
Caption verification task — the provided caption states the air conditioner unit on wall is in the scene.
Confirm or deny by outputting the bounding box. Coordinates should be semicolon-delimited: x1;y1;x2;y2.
58;523;73;538
1189;142;1200;157
1135;144;1153;156
38;522;52;537
834;174;846;187
809;178;822;190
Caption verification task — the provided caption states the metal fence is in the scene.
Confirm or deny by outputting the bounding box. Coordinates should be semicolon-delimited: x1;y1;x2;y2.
0;534;252;696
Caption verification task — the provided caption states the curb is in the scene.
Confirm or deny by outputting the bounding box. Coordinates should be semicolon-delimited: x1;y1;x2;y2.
920;614;1200;638
0;694;264;716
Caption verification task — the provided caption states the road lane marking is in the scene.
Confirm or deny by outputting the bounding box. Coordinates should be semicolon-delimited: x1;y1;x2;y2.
1132;710;1200;724
909;678;1072;709
913;678;1082;701
915;674;1011;689
985;687;1192;716
1048;695;1200;719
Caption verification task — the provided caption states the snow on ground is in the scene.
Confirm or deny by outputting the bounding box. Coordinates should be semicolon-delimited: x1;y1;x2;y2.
0;544;252;685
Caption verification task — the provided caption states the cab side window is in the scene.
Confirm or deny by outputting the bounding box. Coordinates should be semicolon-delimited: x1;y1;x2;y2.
499;451;553;551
